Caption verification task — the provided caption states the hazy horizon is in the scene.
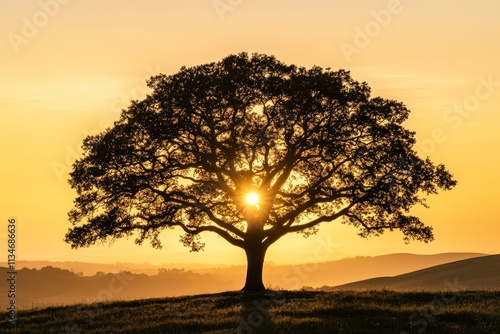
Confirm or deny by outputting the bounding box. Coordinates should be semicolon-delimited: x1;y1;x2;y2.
0;251;492;267
2;253;495;309
0;252;497;268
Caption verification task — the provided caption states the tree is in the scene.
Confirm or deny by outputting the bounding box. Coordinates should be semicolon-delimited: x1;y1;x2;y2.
65;53;456;291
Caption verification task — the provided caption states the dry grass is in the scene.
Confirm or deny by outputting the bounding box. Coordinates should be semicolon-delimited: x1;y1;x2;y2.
1;290;499;333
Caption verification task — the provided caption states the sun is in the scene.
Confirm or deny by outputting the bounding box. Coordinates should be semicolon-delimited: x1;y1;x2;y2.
245;192;260;206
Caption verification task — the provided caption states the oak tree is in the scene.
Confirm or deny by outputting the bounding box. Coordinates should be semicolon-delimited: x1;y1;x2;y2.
65;53;456;291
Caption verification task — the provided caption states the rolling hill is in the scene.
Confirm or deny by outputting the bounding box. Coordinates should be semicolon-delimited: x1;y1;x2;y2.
322;254;500;291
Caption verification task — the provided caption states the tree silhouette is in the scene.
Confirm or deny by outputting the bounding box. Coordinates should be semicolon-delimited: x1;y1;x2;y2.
65;53;456;291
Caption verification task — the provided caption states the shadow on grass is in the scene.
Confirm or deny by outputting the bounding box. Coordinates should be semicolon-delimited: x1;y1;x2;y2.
0;290;498;333
236;290;284;333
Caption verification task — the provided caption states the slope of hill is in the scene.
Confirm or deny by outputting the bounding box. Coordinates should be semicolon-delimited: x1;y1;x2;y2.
324;254;500;291
267;252;487;288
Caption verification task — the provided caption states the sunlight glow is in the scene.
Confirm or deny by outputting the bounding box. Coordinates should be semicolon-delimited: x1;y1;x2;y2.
245;192;260;206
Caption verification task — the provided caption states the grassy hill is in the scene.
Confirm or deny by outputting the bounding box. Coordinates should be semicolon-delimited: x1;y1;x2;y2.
325;254;500;291
1;290;498;333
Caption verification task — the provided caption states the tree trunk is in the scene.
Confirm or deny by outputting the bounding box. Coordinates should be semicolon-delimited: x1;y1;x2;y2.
242;245;267;291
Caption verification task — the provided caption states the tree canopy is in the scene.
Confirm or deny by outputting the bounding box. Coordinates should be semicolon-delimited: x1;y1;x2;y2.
65;53;456;290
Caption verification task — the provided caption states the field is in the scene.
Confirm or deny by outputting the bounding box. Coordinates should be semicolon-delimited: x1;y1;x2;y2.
1;290;499;333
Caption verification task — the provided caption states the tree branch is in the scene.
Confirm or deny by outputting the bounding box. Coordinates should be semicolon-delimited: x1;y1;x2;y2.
172;222;245;248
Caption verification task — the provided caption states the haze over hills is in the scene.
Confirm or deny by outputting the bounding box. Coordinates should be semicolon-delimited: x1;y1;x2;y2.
0;253;489;309
321;254;500;291
1;252;485;287
0;266;238;309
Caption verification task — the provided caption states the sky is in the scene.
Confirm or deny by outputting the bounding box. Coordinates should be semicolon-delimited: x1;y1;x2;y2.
1;0;499;266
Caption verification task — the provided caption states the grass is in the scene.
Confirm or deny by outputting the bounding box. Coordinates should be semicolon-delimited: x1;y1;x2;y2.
1;290;499;333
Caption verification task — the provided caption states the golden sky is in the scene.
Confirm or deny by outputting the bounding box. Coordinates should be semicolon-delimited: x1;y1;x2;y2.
1;0;499;265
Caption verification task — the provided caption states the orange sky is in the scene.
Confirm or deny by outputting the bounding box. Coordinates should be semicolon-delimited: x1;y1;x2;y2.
1;0;499;265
